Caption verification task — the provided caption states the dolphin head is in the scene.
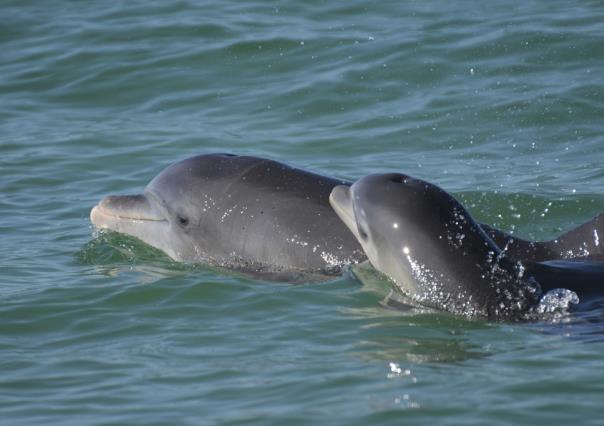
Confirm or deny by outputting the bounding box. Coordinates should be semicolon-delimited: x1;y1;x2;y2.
330;173;457;289
90;154;237;262
330;173;541;319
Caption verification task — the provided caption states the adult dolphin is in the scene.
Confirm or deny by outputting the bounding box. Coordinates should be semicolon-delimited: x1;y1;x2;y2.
91;153;602;280
91;153;366;275
330;173;604;319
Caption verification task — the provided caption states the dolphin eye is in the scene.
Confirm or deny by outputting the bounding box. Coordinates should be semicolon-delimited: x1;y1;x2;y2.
177;215;189;226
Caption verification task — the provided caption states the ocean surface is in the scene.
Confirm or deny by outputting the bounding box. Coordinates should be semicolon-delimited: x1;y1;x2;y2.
2;0;604;424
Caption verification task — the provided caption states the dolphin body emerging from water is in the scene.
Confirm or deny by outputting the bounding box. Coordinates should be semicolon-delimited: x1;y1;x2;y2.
91;153;367;275
330;173;604;319
91;153;604;317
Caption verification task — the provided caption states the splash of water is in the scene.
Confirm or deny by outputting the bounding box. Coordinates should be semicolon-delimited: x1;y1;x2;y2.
535;288;580;314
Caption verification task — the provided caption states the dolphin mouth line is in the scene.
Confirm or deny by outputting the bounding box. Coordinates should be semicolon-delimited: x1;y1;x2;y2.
91;204;167;222
90;194;168;230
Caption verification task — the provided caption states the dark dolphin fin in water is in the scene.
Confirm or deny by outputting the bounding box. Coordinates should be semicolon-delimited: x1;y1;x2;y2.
482;214;604;262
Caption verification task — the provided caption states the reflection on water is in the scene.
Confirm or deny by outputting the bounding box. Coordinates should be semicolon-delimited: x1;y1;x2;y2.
77;230;202;283
80;230;341;284
343;262;491;363
531;299;604;343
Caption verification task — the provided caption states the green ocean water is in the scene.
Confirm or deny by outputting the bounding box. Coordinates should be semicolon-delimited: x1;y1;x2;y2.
2;0;604;424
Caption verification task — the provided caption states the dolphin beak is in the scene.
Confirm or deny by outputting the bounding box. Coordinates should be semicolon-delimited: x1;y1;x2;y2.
329;185;361;241
90;194;166;232
90;193;186;261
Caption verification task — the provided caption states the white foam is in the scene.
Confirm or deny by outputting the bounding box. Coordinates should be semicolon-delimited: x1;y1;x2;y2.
535;288;579;314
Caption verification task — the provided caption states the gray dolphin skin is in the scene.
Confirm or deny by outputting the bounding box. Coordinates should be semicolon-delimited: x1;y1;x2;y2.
330;173;604;318
91;153;366;275
330;173;567;319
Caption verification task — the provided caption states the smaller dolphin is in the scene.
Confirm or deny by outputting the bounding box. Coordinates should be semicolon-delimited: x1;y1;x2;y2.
330;173;604;320
330;173;544;320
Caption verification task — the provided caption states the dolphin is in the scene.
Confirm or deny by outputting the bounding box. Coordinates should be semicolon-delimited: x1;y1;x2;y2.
91;153;603;284
330;173;604;319
91;153;366;275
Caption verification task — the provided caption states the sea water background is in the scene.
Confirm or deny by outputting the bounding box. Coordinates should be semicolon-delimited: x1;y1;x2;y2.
2;1;604;424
